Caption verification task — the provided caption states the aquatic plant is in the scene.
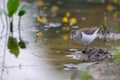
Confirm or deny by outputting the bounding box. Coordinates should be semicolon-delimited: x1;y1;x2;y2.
4;0;30;57
0;0;30;78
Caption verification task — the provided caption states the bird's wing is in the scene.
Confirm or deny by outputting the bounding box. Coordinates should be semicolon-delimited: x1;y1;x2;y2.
77;27;98;35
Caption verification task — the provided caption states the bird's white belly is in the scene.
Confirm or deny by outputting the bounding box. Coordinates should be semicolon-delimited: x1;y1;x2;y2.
79;32;97;45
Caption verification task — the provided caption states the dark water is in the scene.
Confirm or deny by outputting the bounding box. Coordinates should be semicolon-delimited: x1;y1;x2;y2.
0;0;120;80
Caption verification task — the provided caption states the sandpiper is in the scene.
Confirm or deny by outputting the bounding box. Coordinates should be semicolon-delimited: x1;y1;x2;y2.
70;27;100;52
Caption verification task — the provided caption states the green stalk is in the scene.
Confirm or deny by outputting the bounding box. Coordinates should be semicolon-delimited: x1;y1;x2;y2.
10;17;13;37
18;16;22;40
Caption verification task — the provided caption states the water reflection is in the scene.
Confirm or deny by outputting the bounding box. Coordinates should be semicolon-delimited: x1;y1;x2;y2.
1;0;120;80
0;1;70;80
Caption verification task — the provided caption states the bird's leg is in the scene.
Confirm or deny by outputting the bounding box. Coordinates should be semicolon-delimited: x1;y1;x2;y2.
85;45;88;51
82;45;88;54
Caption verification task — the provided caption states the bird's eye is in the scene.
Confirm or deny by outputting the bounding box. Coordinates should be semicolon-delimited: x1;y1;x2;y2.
70;30;76;37
73;32;76;35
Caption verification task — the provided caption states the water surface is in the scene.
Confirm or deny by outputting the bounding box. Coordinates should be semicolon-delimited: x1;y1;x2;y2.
0;0;120;80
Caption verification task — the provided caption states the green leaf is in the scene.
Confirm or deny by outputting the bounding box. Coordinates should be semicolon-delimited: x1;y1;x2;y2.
18;10;25;17
7;37;19;57
18;40;26;49
18;5;30;17
8;37;16;49
7;0;19;17
10;48;19;57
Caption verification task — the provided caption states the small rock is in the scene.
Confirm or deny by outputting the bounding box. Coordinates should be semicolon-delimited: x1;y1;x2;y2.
70;47;112;62
89;62;120;79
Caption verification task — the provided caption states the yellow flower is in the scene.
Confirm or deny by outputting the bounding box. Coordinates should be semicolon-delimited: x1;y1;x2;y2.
37;16;41;22
51;5;59;12
66;12;70;17
65;26;71;31
37;32;43;36
37;16;47;23
62;17;68;23
69;18;77;25
38;0;44;6
62;34;69;40
41;17;47;23
112;12;118;19
106;5;114;12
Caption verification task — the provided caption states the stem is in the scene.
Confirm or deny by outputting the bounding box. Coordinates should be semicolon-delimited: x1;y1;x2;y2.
0;15;5;39
1;0;9;79
1;31;8;80
10;17;13;37
18;16;22;40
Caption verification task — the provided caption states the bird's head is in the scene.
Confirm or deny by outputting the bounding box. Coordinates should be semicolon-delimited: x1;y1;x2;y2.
70;30;79;40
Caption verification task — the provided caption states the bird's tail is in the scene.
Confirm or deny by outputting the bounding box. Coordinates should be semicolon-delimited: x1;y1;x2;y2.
94;27;100;34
